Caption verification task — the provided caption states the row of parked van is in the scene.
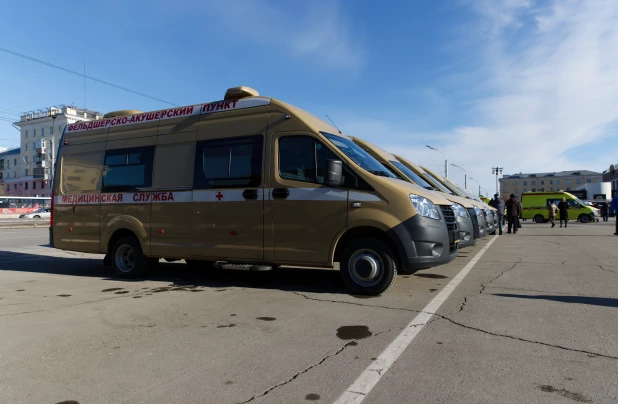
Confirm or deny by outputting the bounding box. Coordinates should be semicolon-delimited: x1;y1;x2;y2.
50;86;498;296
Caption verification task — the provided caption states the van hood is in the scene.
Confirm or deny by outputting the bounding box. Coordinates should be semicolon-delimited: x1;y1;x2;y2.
377;176;453;206
441;193;474;208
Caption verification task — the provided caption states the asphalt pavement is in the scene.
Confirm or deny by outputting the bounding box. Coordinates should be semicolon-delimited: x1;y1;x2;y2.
1;222;617;404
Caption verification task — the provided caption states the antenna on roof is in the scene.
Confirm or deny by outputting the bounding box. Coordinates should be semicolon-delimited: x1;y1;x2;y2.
326;115;342;134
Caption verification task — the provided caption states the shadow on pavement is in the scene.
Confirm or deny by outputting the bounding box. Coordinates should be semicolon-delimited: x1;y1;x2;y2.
493;293;618;308
0;250;347;295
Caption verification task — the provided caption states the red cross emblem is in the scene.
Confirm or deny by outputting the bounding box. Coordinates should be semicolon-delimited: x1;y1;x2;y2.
215;191;223;201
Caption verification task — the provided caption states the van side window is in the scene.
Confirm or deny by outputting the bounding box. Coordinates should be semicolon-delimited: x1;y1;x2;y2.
103;146;154;192
279;135;372;190
61;152;104;194
279;136;338;184
194;135;262;189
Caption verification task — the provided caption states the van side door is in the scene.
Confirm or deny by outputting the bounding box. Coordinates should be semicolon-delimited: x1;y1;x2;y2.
190;135;265;261
268;133;348;265
148;132;196;259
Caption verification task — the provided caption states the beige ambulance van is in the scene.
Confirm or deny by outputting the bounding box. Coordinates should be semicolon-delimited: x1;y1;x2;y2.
385;153;478;247
349;137;471;249
51;86;458;295
420;166;491;237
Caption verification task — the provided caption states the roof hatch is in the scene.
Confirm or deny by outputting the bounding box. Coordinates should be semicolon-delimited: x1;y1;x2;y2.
103;110;143;118
224;86;259;101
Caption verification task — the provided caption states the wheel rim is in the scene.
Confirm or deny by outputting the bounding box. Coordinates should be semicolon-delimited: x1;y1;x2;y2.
115;244;136;273
535;216;543;223
348;249;384;287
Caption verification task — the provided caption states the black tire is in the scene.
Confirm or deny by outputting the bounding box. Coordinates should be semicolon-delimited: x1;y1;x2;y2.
33;215;41;219
111;236;148;278
579;214;590;224
340;238;397;296
185;259;215;269
534;215;545;224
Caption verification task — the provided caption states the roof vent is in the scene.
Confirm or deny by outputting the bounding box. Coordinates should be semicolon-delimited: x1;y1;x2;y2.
224;86;259;101
103;110;143;118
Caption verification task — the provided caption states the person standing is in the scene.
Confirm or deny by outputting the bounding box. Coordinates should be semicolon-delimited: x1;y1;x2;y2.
548;201;558;228
505;194;521;234
610;194;618;235
600;202;609;222
557;197;569;228
489;194;505;235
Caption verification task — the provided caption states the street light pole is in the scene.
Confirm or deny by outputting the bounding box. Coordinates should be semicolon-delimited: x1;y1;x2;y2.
469;177;484;198
492;167;503;196
451;163;467;189
426;145;448;178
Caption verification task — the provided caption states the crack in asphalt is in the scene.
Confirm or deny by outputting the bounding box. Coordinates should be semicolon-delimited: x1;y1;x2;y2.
437;315;618;361
447;261;521;316
291;291;424;314
235;315;439;403
236;340;358;404
598;265;618;274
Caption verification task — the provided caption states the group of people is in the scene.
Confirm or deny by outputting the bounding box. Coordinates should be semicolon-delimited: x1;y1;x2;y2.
547;198;570;228
489;193;618;236
489;194;520;235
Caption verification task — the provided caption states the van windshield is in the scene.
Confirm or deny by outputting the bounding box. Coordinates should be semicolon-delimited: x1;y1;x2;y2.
389;161;434;189
322;133;396;178
421;170;454;194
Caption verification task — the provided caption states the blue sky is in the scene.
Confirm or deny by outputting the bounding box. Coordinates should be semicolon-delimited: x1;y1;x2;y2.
2;0;618;193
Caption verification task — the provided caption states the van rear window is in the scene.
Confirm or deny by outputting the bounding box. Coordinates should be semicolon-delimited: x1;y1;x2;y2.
194;135;263;189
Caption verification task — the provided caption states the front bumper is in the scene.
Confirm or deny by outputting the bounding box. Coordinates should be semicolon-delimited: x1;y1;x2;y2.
477;214;487;237
485;214;496;235
467;209;480;239
386;210;458;272
455;215;476;248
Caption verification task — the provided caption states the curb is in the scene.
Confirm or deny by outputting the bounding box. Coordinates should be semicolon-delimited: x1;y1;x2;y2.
0;221;49;229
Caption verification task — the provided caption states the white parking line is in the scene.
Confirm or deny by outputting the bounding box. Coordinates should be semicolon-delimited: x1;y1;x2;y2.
333;236;499;404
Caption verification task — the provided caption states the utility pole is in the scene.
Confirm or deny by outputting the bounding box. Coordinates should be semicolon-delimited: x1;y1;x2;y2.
492;167;503;196
426;145;448;178
50;114;57;188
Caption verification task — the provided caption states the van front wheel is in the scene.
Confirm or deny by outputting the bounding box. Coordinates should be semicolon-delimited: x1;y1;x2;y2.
579;214;591;224
340;238;397;296
112;236;148;278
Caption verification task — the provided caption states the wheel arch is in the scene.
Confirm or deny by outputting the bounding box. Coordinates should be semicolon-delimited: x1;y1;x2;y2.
332;226;401;268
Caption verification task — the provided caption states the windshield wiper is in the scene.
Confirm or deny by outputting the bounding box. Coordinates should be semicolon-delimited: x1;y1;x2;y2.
369;170;392;177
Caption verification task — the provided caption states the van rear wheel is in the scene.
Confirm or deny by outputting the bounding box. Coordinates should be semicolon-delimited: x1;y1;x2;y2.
340;238;397;296
534;215;545;224
111;236;148;278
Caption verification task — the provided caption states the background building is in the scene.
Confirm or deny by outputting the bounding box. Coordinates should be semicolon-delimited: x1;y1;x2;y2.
602;164;618;198
500;170;603;198
0;148;21;195
6;105;102;197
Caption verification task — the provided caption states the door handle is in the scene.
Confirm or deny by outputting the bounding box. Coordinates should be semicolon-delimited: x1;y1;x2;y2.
242;189;259;200
272;188;290;199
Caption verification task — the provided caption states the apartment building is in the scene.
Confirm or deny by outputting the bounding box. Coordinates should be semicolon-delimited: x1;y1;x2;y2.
6;105;102;197
500;170;603;199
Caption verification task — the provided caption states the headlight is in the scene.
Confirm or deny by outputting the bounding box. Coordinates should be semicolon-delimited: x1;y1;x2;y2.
451;203;469;218
409;194;440;220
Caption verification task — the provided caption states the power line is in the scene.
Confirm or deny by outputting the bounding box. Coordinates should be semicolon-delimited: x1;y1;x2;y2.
0;108;20;115
0;47;177;107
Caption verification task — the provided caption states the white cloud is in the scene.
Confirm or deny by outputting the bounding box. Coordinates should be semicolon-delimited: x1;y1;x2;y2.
343;0;618;194
202;0;363;70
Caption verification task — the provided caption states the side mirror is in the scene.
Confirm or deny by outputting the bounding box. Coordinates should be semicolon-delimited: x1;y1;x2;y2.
325;159;343;187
